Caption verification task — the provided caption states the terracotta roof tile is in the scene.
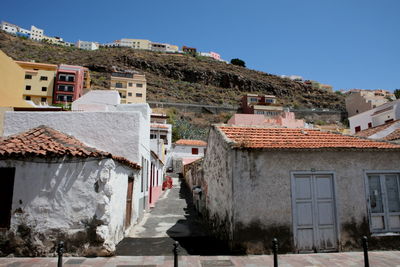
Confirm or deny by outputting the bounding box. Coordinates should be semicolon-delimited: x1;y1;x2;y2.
217;126;400;149
384;129;400;141
175;139;207;146
0;126;140;169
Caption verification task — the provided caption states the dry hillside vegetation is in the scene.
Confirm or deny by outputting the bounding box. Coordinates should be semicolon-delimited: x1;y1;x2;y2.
0;32;345;110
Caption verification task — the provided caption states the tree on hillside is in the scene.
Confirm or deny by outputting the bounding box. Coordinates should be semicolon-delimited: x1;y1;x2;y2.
394;89;400;99
230;58;246;67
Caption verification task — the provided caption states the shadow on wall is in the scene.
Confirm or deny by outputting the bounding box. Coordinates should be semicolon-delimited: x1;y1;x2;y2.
165;178;236;255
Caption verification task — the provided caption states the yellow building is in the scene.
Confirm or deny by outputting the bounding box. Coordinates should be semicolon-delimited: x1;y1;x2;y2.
15;61;58;105
0;50;31;108
110;72;146;104
119;39;151;50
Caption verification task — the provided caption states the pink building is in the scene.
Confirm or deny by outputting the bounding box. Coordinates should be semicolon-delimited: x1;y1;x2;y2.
53;64;85;105
210;52;221;60
228;112;305;128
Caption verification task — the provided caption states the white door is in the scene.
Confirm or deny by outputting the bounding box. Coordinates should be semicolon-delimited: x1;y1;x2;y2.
292;174;338;252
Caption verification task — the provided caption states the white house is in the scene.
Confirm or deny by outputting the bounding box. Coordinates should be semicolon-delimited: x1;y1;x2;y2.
0;21;18;34
349;99;400;134
3;107;151;221
356;120;400;143
76;40;100;50
196;125;400;253
170;139;207;173
29;25;44;41
0;126;141;256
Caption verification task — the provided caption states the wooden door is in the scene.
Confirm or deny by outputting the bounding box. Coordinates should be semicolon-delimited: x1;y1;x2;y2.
292;174;337;252
125;177;134;228
0;168;15;229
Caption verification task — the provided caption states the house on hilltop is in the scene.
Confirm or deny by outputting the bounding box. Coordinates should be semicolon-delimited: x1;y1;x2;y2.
0;126;141;256
191;125;400;253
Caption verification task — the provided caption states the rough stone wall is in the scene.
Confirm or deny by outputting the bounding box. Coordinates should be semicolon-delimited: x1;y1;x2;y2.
202;127;234;242
184;159;206;214
0;158;137;256
231;149;400;253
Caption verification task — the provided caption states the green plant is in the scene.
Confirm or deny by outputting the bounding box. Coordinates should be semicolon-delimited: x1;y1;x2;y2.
230;58;246;67
394;89;400;99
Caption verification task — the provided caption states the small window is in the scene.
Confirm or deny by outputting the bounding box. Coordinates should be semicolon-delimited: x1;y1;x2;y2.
67;85;74;92
368;122;372;128
116;82;123;88
25;74;32;79
67;76;74;82
40;76;48;81
192;148;199;155
136;93;142;97
41;87;47;91
25;85;31;90
25;96;31;100
136;83;143;88
355;126;361;132
41;97;46;102
128;92;132;96
59;74;66;81
128;83;133;87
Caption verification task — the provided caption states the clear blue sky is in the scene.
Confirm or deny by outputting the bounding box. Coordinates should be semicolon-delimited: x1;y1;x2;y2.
1;0;399;91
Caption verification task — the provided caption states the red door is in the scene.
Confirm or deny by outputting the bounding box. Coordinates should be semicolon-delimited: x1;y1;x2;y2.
125;177;134;228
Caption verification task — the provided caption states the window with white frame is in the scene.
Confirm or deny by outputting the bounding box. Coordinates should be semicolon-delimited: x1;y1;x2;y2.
366;173;400;232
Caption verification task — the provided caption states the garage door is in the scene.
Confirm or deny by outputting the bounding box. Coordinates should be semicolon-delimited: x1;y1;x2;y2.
291;174;338;252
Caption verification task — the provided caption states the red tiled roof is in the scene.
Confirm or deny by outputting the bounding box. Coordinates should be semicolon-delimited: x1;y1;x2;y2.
384;129;400;141
175;139;207;147
0;126;140;169
218;126;400;149
356;120;400;138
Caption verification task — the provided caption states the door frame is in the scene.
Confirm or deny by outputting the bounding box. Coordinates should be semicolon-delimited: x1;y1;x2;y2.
363;170;400;233
290;171;340;252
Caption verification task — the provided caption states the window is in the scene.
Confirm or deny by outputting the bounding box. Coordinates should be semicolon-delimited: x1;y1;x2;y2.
116;82;123;88
42;87;47;91
128;83;133;87
366;173;400;232
67;85;74;92
136;93;142;97
58;85;66;91
41;97;46;102
128;92;132;96
355;126;361;133
192;148;199;155
59;74;66;81
136;83;143;88
40;76;48;81
25;74;32;79
150;134;157;139
25;85;31;90
25;96;31;100
368;122;372;128
67;75;74;82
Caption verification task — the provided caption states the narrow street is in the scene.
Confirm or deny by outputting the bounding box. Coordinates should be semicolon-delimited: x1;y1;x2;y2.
116;176;231;256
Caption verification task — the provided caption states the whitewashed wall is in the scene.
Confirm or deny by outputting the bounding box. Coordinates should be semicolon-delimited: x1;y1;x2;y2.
172;145;206;159
0;157;138;253
348;109;374;134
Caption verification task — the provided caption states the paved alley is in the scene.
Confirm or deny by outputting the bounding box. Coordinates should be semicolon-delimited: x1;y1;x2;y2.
1;251;400;266
116;177;231;256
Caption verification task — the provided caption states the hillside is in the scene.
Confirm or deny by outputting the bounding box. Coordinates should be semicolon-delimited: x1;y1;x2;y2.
0;32;345;110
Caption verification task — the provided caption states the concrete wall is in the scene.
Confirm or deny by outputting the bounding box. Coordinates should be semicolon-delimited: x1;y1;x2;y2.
229;148;400;252
202;128;234;241
0;157;139;255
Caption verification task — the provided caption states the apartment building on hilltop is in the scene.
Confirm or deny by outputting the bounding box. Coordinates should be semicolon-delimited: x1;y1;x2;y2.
345;89;396;117
16;61;58;105
53;65;86;105
110;72;146;104
76;40;99;50
241;94;283;116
